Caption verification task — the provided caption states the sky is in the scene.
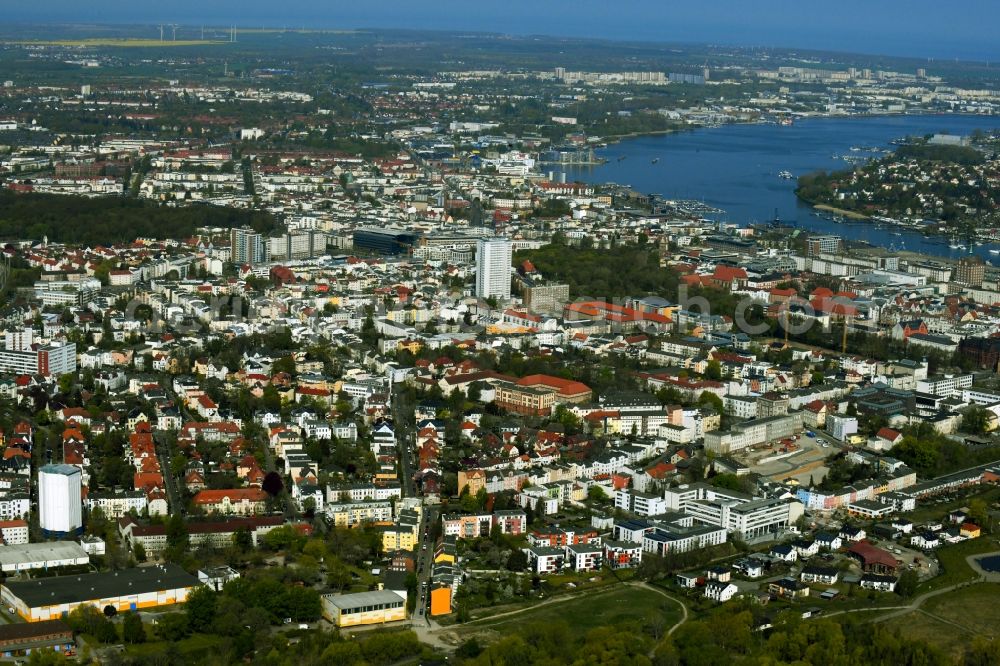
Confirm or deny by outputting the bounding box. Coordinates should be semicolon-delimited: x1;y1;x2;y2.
9;0;1000;61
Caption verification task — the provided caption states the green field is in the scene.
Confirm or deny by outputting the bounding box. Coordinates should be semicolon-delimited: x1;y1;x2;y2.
924;582;1000;637
124;633;226;663
916;536;998;594
884;583;1000;658
456;585;683;641
883;612;965;657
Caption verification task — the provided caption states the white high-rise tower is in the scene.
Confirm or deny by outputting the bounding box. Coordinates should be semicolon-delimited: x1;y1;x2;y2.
476;238;512;301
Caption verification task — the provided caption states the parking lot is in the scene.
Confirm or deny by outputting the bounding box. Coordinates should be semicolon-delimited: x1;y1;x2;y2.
743;434;835;485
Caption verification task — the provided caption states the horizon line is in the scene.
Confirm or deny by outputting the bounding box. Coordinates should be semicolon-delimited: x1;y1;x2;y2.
1;21;996;66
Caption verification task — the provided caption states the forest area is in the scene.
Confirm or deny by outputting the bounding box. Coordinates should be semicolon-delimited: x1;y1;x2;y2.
0;191;277;245
515;241;678;301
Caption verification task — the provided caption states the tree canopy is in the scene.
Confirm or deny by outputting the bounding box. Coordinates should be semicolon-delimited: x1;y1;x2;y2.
0;190;277;244
515;243;677;301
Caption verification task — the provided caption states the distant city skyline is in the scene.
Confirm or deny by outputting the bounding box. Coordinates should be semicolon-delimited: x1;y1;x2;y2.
10;0;1000;62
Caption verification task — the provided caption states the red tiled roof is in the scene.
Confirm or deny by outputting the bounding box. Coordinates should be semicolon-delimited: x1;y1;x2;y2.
193;488;268;504
848;540;897;569
516;374;591;397
712;265;747;281
876;427;902;442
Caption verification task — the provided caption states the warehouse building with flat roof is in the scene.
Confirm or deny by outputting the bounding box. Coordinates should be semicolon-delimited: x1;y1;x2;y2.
321;590;406;628
0;541;91;574
1;564;200;622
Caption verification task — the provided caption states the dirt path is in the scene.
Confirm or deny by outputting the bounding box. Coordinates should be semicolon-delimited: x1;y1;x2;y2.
413;585;619;650
778;458;826;483
631;582;688;637
415;581;690;653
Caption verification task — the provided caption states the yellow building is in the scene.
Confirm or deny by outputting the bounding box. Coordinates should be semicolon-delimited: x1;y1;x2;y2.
322;591;406;627
0;565;198;622
380;504;422;552
960;523;982;539
457;469;486;497
430;584;452;617
326;500;393;528
381;525;417;552
374;465;398;484
397;339;423;355
701;411;721;433
434;538;457;565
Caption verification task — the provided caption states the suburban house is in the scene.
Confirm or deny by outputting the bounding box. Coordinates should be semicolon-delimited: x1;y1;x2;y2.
732;558;764;578
704;580;738;603
891;518;914;534
910;532;941;550
800;566;839;585
814;532;843;550
961;523;982;539
676;572;700;588
769;578;810;599
839;525;866;542
859;573;897;592
705;565;731;582
792;539;819;559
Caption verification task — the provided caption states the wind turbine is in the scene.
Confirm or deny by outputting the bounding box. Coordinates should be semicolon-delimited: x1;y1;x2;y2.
170;24;179;41
158;24;164;42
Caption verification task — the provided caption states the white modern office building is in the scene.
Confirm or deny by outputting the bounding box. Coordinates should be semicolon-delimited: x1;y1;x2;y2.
39;465;83;537
476;237;512;301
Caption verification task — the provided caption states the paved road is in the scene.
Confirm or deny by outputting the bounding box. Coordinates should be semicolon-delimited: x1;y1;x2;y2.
258;432;296;520
391;382;416;498
152;431;183;514
388;381;440;619
413;505;439;619
823;550;1000;624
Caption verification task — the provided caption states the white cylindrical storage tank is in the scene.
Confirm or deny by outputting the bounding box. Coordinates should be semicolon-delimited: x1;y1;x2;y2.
39;464;83;536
